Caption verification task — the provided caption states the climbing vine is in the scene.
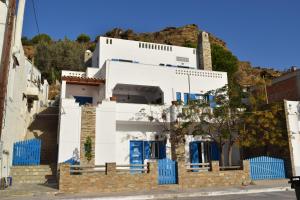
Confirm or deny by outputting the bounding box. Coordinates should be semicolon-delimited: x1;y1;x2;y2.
84;136;92;162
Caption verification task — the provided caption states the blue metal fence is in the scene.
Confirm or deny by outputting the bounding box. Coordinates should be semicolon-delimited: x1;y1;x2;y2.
248;156;286;180
158;158;177;184
12;139;41;166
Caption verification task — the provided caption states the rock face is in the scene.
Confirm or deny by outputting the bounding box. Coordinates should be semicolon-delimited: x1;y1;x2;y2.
104;24;226;49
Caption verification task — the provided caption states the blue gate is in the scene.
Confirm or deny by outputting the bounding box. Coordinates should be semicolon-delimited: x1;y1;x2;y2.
248;156;286;180
13;139;41;166
158;158;177;184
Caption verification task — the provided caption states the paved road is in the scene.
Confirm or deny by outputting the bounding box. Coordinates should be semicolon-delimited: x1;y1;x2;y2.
0;191;296;200
164;191;296;200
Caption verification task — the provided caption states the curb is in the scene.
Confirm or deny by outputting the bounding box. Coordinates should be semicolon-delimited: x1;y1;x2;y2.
69;187;293;200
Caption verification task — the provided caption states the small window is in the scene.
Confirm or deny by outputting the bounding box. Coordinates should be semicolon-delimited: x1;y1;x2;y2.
142;43;145;48
167;46;169;51
145;44;148;48
139;43;141;48
155;45;157;49
106;39;109;44
170;47;172;51
152;44;154;49
164;46;166;51
158;45;160;50
110;39;112;44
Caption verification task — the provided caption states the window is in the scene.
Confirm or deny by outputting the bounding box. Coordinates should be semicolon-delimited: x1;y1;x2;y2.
158;45;160;50
164;46;166;51
145;44;148;48
152;44;154;49
139;43;141;48
167;46;169;51
110;39;112;44
176;92;181;102
145;141;166;159
170;47;172;51
155;45;157;49
106;39;109;44
142;43;144;48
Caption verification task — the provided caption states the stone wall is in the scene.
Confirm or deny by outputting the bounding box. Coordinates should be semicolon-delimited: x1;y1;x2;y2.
80;106;96;165
59;160;250;193
178;161;250;189
59;162;158;193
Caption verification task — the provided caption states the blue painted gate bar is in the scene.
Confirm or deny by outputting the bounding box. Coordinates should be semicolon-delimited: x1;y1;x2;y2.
12;139;41;166
248;156;286;180
158;158;177;184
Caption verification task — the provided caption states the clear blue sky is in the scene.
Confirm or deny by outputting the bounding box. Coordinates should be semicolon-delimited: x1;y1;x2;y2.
22;0;300;70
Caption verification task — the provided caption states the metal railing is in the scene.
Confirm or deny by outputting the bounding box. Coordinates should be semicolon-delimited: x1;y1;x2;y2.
219;165;242;171
70;165;105;174
186;162;211;171
116;164;148;173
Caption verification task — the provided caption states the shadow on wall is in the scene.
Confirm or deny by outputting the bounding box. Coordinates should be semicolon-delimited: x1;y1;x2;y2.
26;106;59;165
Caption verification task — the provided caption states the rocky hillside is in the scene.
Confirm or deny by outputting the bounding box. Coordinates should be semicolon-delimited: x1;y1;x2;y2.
104;24;226;48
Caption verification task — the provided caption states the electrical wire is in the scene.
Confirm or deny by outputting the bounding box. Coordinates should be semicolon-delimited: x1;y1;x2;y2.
31;0;40;35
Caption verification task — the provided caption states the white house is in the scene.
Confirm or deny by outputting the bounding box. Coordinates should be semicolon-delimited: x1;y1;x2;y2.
0;0;49;179
58;32;237;168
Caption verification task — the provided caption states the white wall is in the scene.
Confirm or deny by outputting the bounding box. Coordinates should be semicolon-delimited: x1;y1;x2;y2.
65;84;101;106
57;99;81;163
1;54;49;178
92;37;197;69
95;101;116;165
104;61;227;105
0;1;8;64
284;100;300;176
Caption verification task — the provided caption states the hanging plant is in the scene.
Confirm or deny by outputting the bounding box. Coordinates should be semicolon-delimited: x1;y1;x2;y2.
84;136;92;162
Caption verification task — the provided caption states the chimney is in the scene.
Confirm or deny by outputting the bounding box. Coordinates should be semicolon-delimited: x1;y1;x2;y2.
197;31;212;71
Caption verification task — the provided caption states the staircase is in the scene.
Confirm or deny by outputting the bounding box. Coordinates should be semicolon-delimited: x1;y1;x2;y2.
10;165;57;184
25;106;59;164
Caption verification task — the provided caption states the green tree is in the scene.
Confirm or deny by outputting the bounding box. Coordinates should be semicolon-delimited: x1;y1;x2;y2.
21;36;33;46
34;39;86;83
211;44;241;107
76;34;91;43
240;102;288;156
31;34;52;44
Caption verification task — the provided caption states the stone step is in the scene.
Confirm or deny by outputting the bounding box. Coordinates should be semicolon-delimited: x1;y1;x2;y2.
11;165;57;184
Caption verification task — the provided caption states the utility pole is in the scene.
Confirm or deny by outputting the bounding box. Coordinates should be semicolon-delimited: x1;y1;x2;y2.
0;0;17;139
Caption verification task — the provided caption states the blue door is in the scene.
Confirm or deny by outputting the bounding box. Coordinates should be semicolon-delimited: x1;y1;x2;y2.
130;141;144;173
74;96;93;106
184;93;189;105
13;139;41;166
210;142;220;160
190;141;200;164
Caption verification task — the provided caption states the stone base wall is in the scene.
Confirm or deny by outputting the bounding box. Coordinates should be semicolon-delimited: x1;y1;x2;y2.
59;162;158;193
178;161;250;189
59;160;250;193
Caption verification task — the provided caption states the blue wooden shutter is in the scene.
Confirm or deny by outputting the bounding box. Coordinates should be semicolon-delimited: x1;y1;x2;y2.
159;141;166;159
190;93;196;101
189;142;199;163
209;95;216;108
210;142;220;160
130;141;144;164
184;93;189;105
144;141;151;159
176;92;181;102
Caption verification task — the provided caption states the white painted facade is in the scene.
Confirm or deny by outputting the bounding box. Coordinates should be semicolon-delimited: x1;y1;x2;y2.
0;0;49;178
58;36;230;166
284;100;300;176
